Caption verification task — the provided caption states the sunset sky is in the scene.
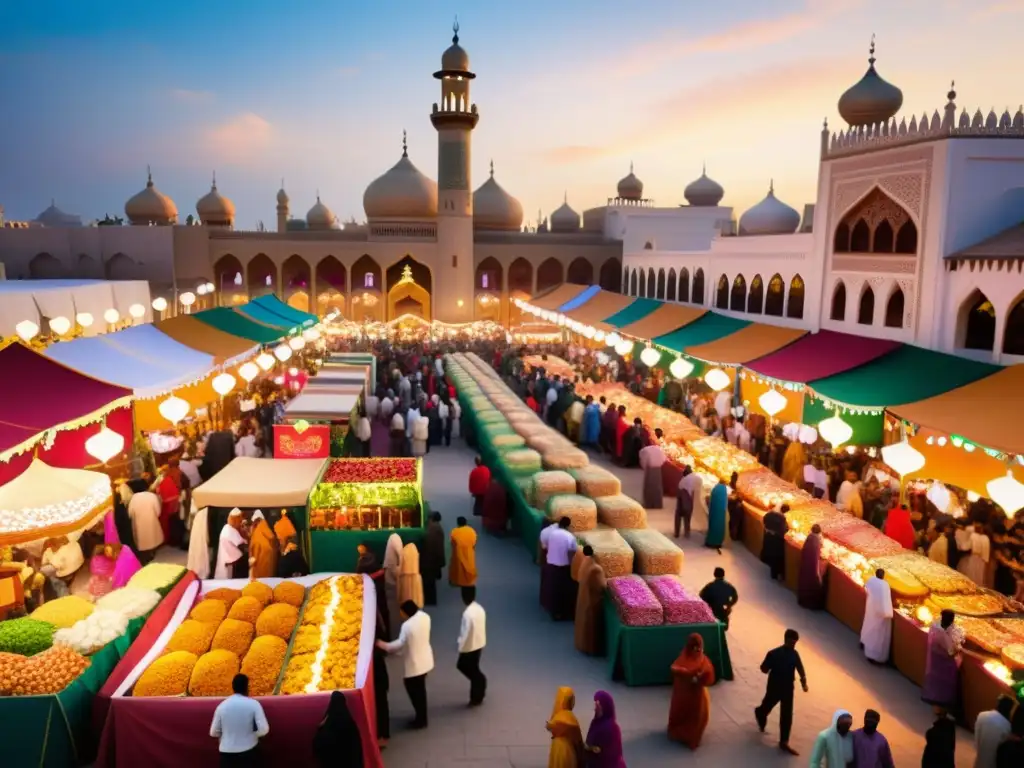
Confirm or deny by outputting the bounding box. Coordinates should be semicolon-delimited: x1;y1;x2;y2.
1;0;1020;229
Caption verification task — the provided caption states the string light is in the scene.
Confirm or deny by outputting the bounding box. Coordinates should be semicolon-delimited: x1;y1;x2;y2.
256;352;275;371
212;373;236;396
49;316;72;336
103;308;120;324
76;312;94;328
151;297;168;312
238;362;260;383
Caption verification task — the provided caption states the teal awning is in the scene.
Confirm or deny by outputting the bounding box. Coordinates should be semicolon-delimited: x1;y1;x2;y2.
603;298;662;329
252;294;318;326
193;307;287;344
653;313;750;354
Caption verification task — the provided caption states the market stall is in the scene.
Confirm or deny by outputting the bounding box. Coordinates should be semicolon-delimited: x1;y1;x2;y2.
153;315;258;367
0;279;153;342
248;294;318;328
283;391;361;456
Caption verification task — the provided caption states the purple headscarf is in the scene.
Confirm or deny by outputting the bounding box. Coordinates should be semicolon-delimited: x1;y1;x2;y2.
586;690;625;767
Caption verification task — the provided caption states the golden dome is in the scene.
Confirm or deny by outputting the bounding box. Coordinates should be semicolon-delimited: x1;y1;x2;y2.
363;133;438;220
306;195;337;230
616;164;643;200
473;161;523;231
838;38;903;127
276;183;289;206
125;168;178;226
196;173;235;226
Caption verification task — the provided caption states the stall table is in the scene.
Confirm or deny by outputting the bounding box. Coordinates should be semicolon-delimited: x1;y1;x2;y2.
741;501;765;557
892;612;927;686
603;599;733;686
825;564;866;634
784;538;800;594
960;652;1015;727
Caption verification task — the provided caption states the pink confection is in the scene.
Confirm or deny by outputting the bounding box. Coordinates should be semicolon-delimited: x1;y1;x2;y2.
645;575;715;624
608;575;664;627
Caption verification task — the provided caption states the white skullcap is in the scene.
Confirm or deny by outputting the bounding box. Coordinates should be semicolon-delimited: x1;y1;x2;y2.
251;509;265;521
228;508;243;518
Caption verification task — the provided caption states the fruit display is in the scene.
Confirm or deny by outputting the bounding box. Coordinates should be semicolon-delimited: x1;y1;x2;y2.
255;603;300;641
241;635;289;696
4;644;90;696
322;458;417;484
133;651;198;697
310;506;417;531
187;649;240;697
54;609;129;655
645;575;715;625
164;619;218;656
608;575;664;627
735;469;813;511
310;458;423;529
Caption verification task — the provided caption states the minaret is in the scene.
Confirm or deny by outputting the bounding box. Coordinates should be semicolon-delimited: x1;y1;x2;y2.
276;180;289;233
431;19;479;322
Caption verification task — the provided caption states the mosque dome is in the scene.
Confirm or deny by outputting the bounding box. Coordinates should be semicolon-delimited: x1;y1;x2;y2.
550;195;581;233
837;39;903;127
738;182;801;236
125;169;178;225
473;162;523;231
35;201;81;228
616;164;643;201
276;185;289;206
196;174;235;226
683;165;725;207
306;196;337;230
439;22;470;73
363;134;438;220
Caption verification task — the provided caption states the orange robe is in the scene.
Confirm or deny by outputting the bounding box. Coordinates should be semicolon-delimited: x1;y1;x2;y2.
574;558;607;655
667;646;715;749
546;687;583;768
274;513;297;545
449;525;478;586
248;520;278;579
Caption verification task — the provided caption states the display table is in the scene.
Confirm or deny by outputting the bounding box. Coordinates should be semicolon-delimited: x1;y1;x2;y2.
741;501;764;557
891;612;927;686
310;524;425;572
961;652;1015;727
784;538;800;594
662;461;683;498
603;599;733;686
825;565;866;634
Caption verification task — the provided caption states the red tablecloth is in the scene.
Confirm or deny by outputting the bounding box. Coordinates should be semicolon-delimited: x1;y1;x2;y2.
825;565;866;634
961;651;1014;727
784;538;800;594
662;462;683;498
892;612;927;687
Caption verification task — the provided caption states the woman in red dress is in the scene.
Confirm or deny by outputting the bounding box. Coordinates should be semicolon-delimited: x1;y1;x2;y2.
667;633;716;749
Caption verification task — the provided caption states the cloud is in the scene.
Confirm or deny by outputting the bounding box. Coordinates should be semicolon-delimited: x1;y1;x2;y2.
170;88;215;104
203;113;274;162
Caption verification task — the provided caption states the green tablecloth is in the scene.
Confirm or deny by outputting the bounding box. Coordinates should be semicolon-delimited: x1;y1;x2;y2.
310;526;425;571
604;598;733;686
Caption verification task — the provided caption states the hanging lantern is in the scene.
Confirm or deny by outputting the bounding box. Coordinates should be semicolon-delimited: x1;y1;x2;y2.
614;339;634;357
15;320;39;342
605;332;621;348
103;308;120;324
212;373;236;396
238;362;260;383
158;395;190;425
880;439;926;476
128;303;146;319
640;345;661;367
85;426;125;464
288;336;305;351
76;312;94;328
48;316;72;336
179;292;196;307
986;471;1024;516
582;326;596;340
704;368;730;392
151;297;168;312
302;327;321;342
274;344;293;362
196;284;208;296
758;388;787;417
273;375;285;385
798;425;818;445
256;352;275;371
669;357;694;380
594;330;606;344
818;411;854;448
926;481;952;514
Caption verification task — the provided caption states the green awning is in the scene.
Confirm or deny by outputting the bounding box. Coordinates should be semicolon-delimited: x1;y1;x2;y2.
603;298;662;329
252;295;318;326
654;313;750;354
236;302;299;331
193;307;287;344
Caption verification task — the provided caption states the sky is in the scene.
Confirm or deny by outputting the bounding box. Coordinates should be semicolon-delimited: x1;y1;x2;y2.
0;0;1021;229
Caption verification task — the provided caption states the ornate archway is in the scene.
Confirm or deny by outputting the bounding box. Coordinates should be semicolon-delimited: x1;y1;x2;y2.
315;256;346;318
30;253;63;279
536;258;563;293
247;253;276;298
567;257;593;285
386;256;432;320
834;187;918;255
105;253;136;280
599;257;621;292
956;289;995;350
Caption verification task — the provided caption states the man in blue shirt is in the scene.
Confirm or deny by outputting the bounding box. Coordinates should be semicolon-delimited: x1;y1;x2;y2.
210;674;270;766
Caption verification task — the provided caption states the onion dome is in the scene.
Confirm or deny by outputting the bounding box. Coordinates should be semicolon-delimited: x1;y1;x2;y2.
440;20;470;73
684;164;725;207
550;193;580;233
35;200;81;227
196;173;235;226
363;131;438;220
276;181;289;207
738;181;801;236
473;161;523;231
306;194;337;230
616;163;643;200
125;167;178;225
837;37;903;127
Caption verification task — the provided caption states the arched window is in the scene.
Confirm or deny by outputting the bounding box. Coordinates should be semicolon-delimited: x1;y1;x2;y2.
765;274;785;316
536;258;563;292
667;268;677;302
656;269;666;299
365;273;374;288
629;269;638;296
351;254;382;296
850;219;870;252
599;257;621;292
833;222;850;253
679;268;690;303
566;257;593;285
786;274;805;319
715;274;729;309
247;253;277;296
957;290;995;350
29;253;63;279
884;287;905;327
476;256;503;292
691;268;704;305
837;187;917;255
858;286;875;325
508;258;533;295
1004;296;1024;355
873;220;894;253
647;268;656;298
830;281;847;321
748;275;764;314
643;241;653;250
638;269;647;298
895;222;918;254
730;275;747;312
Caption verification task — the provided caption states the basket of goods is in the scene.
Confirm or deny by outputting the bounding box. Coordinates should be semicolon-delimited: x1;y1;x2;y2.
735;469;811;510
620;529;684;575
608;575;664;627
927;592;1006;617
645;575;716;624
7;644;89;695
543;449;590;471
569;466;622;498
188;649;241;697
531;471;577;509
955;617;1019;655
492;434;527;452
134;650;198;697
577;528;634;578
546;495;598;532
594;495;648;529
1001;643;1024;671
504;449;542;475
241;635;288;696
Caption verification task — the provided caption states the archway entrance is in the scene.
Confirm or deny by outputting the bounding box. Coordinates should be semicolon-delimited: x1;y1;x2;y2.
386;256;432;321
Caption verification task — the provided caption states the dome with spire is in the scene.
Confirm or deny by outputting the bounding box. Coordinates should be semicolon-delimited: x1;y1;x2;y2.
684;165;725;207
550;195;580;233
125;168;178;226
473;161;523;231
439;20;471;73
196;173;235;227
616;164;643;201
837;37;903;127
35;200;82;228
276;182;289;206
306;195;337;230
738;182;801;236
363;132;438;220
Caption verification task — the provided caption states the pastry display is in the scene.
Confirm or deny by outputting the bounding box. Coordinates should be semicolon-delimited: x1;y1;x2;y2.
926;592;1005;617
735;469;812;511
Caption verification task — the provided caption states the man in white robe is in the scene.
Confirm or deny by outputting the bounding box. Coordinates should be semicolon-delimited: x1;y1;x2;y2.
974;695;1015;768
214;509;247;579
128;490;164;557
860;568;893;663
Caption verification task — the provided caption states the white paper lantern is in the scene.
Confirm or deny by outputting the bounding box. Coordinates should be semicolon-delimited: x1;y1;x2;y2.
594;330;606;344
179;292;196;307
85;427;124;464
49;316;72;336
302;327;321;342
798;425;818;445
158;395;190;425
15;320;39;342
274;344;293;362
782;422;801;441
605;332;621;348
987;471;1024;516
926;481;952;514
758;388;787;417
614;339;634;357
212;372;236;396
128;303;146;319
818;412;854;448
288;336;305;350
704;368;730;392
151;297;168;312
669;357;694;380
103;308;120;324
204;282;215;293
256;352;275;371
76;312;94;328
238;362;260;382
880;439;925;476
640;345;661;367
196;284;208;296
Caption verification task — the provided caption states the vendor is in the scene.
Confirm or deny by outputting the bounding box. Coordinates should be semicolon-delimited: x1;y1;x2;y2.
247;510;278;579
40;535;84;598
214;509;248;579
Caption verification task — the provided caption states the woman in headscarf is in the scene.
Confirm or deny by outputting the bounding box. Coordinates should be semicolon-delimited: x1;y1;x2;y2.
274;509;297;550
809;709;854;767
797;524;827;610
546;686;584;768
247;510;278;579
922;609;963;710
427;395;443;448
312;690;364;768
705;478;728;552
584;691;625;767
383;534;404;638
667;633;715;749
398;541;424;608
